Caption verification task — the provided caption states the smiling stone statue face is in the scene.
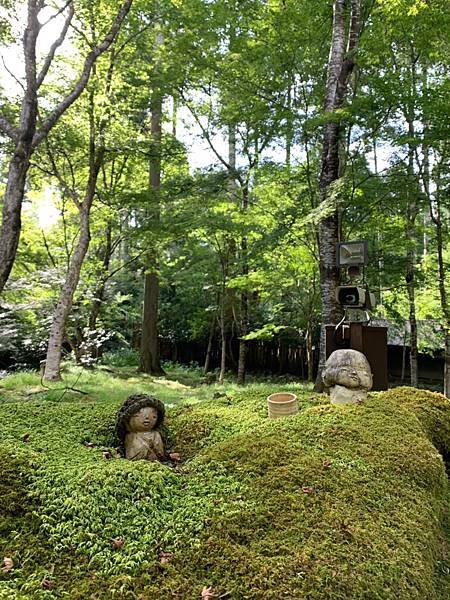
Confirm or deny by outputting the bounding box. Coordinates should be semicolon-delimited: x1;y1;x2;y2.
322;349;373;405
127;407;159;433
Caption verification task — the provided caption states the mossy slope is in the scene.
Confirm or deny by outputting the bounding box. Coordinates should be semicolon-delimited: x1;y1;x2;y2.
0;379;449;599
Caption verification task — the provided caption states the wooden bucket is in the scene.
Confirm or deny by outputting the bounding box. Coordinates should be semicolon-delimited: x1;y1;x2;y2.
267;392;298;419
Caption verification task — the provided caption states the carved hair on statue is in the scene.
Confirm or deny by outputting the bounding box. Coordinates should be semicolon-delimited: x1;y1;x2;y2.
322;349;372;392
115;394;165;457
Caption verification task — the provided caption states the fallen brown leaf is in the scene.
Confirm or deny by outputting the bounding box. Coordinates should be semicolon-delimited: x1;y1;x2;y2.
302;486;314;494
102;451;112;460
84;441;95;448
159;551;173;565
169;452;182;462
41;576;54;590
201;586;216;599
110;537;125;550
322;459;332;470
2;557;13;574
22;433;30;443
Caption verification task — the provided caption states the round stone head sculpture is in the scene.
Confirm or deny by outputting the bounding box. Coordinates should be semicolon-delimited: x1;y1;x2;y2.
115;394;165;461
322;349;373;405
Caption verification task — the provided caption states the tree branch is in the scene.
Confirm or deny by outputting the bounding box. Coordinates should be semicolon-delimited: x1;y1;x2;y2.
180;90;246;186
0;114;18;140
45;139;81;209
41;229;57;268
32;0;134;148
102;248;146;283
40;0;73;27
1;54;25;92
36;3;74;89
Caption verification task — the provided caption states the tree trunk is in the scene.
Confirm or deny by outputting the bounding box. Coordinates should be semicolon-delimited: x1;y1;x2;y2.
444;333;450;398
306;326;314;382
218;302;227;385
218;125;238;385
314;0;361;391
44;56;109;380
140;271;164;374
0;0;39;292
433;204;450;397
401;325;408;384
285;78;293;166
405;116;419;388
139;92;164;375
217;249;231;385
0;144;33;291
203;313;216;374
407;297;418;387
88;221;113;331
428;174;450;396
237;190;249;385
44;208;93;380
236;318;247;384
43;129;104;379
418;72;450;396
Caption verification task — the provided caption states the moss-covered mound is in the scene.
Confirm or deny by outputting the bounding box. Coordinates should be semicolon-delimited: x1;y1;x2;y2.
0;380;450;599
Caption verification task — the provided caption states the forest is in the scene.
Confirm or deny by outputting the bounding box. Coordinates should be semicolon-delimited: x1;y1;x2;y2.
2;2;450;599
0;0;448;392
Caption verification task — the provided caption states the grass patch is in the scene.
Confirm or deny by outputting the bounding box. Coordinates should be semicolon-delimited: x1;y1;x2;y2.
0;369;449;598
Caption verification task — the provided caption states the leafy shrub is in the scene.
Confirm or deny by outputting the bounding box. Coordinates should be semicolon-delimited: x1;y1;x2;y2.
101;348;139;367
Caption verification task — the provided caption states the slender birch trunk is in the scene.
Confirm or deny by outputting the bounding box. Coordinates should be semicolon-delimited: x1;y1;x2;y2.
44;140;104;380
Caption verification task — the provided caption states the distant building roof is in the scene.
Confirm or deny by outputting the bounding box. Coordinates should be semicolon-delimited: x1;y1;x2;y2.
371;319;443;352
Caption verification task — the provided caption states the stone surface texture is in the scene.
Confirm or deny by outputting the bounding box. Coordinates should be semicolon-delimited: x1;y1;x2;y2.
322;349;373;405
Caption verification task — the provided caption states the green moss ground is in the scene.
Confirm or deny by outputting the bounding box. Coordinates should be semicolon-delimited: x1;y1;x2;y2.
0;370;450;599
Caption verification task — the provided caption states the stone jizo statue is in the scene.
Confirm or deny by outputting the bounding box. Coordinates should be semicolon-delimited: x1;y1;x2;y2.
322;349;373;405
115;394;165;461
